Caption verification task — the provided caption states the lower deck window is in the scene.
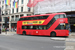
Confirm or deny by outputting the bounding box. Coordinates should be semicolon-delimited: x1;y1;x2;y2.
22;26;47;30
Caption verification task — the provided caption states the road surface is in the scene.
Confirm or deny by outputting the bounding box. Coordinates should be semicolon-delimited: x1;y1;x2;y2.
0;35;65;50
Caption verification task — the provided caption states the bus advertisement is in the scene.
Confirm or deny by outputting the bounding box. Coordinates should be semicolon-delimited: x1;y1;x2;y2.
17;13;69;36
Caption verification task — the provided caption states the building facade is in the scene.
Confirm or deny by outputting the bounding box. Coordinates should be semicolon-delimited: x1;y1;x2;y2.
34;0;75;32
0;0;33;31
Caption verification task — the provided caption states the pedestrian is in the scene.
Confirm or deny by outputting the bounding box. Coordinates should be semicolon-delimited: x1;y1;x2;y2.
5;28;7;32
0;28;1;34
12;26;13;32
69;28;71;35
0;26;1;34
15;28;16;32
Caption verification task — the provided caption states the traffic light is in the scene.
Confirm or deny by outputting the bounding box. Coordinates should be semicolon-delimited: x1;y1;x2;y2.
5;17;9;27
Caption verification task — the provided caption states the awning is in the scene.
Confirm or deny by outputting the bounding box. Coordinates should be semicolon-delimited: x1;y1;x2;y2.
67;14;75;17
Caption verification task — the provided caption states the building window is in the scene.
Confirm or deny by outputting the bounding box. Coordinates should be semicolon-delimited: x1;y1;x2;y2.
2;6;4;9
21;7;23;12
20;14;24;17
28;7;30;12
0;2;1;5
3;17;5;22
27;14;31;16
2;11;3;14
11;16;14;21
5;5;8;8
15;15;19;21
9;10;11;14
12;9;14;13
10;0;11;2
2;11;4;15
10;4;11;7
2;1;4;4
18;1;19;5
16;8;18;12
21;0;23;4
5;11;8;15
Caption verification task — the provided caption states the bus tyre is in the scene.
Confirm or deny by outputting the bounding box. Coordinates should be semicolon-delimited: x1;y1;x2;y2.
23;31;26;35
50;32;56;37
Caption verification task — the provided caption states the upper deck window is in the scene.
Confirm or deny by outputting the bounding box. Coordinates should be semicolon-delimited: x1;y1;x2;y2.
54;15;59;20
19;15;49;21
60;14;66;18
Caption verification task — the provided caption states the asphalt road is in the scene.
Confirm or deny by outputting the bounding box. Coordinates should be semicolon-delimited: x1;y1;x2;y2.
0;35;65;50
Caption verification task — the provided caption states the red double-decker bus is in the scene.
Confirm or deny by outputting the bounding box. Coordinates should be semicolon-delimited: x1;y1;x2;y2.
17;13;69;36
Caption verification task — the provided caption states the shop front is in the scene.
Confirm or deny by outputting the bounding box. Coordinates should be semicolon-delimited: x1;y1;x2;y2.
11;23;17;31
67;14;75;32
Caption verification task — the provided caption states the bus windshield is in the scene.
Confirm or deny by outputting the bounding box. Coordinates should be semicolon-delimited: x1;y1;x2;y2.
55;23;69;30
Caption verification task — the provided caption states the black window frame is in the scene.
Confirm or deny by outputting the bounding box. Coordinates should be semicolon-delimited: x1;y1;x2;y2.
28;7;30;12
2;1;4;4
12;8;14;13
21;0;23;4
21;7;23;12
19;15;49;21
16;8;18;12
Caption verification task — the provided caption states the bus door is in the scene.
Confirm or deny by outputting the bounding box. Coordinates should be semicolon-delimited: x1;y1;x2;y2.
56;23;66;36
32;26;39;35
57;30;66;36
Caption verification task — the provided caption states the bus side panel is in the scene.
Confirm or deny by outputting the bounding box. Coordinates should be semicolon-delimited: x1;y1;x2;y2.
25;30;47;36
49;30;69;36
22;30;39;35
37;30;49;36
21;30;50;36
49;18;69;36
53;30;69;36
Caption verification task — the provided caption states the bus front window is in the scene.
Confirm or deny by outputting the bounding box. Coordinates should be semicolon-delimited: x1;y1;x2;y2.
55;23;66;30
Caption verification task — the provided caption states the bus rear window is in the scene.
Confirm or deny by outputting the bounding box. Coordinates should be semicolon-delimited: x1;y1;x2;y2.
19;15;49;21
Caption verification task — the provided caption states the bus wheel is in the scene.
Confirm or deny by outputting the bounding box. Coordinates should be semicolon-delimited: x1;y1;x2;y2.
50;32;56;37
23;31;26;35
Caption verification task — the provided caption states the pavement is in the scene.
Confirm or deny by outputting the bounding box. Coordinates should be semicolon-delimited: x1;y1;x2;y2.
51;32;75;50
0;31;16;36
50;32;75;50
50;37;66;41
65;32;75;50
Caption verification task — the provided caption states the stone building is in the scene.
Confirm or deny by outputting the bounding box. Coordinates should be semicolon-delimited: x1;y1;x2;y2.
0;0;33;31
